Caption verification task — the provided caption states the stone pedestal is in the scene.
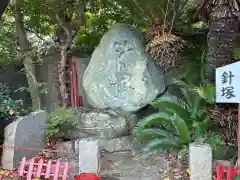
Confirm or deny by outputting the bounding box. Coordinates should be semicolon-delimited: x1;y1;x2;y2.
66;109;138;140
189;142;212;180
78;139;101;175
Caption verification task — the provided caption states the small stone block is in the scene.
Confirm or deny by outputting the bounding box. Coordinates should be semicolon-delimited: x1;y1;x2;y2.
78;139;101;175
189;142;212;180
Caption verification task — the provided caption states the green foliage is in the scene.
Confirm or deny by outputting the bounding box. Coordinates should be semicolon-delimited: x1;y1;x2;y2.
45;108;77;138
233;175;240;180
133;89;216;154
0;82;13;119
0;12;19;63
0;82;27;119
193;84;215;104
73;1;137;56
133;98;192;153
200;132;222;158
133;53;218;154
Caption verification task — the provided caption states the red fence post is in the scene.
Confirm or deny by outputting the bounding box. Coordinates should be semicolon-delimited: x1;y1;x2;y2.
26;158;34;180
63;162;70;180
216;164;224;180
19;156;27;176
53;160;60;180
45;159;52;178
226;166;234;180
36;158;43;177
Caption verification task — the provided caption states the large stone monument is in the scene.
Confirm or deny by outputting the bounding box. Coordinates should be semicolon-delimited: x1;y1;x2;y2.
82;23;165;114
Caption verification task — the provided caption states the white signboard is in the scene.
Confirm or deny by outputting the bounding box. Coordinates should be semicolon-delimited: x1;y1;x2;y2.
216;61;240;103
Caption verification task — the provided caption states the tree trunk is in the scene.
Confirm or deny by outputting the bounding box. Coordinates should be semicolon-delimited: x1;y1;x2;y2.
15;0;41;111
54;4;85;107
23;57;41;111
58;47;71;107
206;16;238;82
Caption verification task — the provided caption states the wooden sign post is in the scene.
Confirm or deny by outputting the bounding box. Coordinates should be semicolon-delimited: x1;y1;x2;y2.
216;61;240;167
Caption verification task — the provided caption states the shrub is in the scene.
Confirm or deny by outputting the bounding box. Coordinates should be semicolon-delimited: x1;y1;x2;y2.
0;83;15;119
0;83;28;119
133;85;213;154
45;108;77;138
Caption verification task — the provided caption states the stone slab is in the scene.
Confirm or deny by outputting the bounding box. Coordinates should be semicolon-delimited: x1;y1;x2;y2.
1;110;47;169
102;136;143;153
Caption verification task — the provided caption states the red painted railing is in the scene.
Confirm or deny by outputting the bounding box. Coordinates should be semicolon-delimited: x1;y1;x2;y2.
72;56;83;107
215;164;240;180
18;157;70;180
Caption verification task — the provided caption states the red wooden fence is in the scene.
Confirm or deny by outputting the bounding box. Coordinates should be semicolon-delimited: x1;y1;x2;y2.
215;164;240;180
18;157;70;180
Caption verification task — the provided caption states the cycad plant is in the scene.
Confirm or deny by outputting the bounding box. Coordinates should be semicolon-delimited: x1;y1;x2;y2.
133;100;191;153
133;86;212;153
105;0;198;72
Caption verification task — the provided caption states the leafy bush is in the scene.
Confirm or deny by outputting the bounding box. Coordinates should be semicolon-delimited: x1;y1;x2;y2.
0;83;28;119
0;82;13;119
133;52;222;155
45;108;77;138
133;106;191;152
198;132;222;158
133;85;213;154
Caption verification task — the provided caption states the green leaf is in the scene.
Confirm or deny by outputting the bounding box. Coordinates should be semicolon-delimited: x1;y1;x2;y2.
171;114;190;144
135;112;171;128
150;100;190;123
143;138;179;152
193;84;215;104
133;128;173;140
190;95;201;119
180;88;193;108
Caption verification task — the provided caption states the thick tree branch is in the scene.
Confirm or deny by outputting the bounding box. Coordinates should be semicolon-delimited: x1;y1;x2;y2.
55;13;71;44
15;0;30;51
55;2;85;48
71;3;85;38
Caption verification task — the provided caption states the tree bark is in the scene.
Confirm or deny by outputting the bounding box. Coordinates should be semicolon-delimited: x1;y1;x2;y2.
15;0;41;111
55;4;85;107
23;57;41;110
206;10;238;82
58;47;71;107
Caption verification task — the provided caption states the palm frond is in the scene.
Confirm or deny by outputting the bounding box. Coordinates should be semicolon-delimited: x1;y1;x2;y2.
193;84;215;104
171;113;191;144
135;112;171;128
133;128;173;140
143;138;180;152
150;100;191;123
